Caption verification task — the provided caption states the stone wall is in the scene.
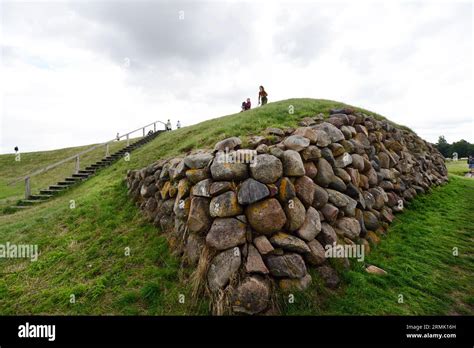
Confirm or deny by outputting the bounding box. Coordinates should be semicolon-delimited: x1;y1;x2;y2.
125;109;448;315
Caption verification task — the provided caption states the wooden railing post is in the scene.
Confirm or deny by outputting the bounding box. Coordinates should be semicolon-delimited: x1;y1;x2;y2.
126;134;130;146
25;177;31;199
105;143;110;157
143;127;145;137
154;122;156;132
75;156;80;173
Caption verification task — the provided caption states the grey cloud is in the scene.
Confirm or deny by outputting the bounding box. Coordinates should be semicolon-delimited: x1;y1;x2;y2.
272;6;333;64
70;1;258;71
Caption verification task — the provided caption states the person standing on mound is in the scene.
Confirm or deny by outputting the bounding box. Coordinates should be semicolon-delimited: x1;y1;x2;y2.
258;85;268;106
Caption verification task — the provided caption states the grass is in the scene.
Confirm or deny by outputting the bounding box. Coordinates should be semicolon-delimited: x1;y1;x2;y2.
279;175;474;315
0;98;471;315
0;138;141;208
445;160;470;177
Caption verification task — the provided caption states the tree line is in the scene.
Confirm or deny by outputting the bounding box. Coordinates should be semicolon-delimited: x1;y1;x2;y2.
434;136;474;158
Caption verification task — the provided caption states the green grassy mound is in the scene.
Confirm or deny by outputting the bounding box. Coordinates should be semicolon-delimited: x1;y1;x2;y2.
0;98;471;315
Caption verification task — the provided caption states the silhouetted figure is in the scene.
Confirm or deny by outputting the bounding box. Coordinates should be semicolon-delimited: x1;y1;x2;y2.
177;120;181;129
14;146;19;153
116;133;120;141
258;85;268;106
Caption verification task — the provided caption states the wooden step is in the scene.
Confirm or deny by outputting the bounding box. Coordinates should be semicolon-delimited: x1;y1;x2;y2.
49;185;68;190
18;200;43;206
72;173;90;178
40;189;61;195
65;177;83;182
29;194;53;200
57;181;75;186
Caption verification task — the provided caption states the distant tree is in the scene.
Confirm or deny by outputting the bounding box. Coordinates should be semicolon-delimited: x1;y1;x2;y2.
435;136;474;158
435;136;450;157
451;139;473;158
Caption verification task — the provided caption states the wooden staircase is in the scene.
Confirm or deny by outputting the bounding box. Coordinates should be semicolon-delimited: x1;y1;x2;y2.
14;130;163;208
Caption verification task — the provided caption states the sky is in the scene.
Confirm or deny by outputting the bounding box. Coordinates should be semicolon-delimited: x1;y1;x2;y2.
0;0;472;154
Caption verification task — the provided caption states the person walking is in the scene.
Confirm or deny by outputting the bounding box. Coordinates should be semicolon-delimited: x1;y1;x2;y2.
468;155;474;174
258;86;268;106
166;119;172;131
177;120;181;129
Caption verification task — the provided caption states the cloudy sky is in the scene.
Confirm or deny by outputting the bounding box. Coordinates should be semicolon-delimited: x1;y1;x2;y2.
0;0;472;154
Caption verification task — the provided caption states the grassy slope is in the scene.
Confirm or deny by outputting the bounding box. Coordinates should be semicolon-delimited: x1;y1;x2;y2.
281;175;474;315
0;98;471;315
446;160;470;177
0;138;139;207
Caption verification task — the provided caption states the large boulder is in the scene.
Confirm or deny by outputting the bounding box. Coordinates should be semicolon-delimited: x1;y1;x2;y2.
192;178;212;197
238;178;270;205
184;233;204;266
246;198;287;235
187;197;211;234
316;222;337;247
314;129;332;147
313;122;345;142
312;184;329;209
278;177;296;203
184;152;214;169
335;152;353;168
283;197;306;232
363;211;380;231
283;135;310;151
250;154;283;184
265;253;307;278
305;239;326;265
301;145;322;161
315;158;335;187
294;176;316;207
231;276;270;315
245;244;269;274
207;247;241;292
210;191;243;217
282;150;305;176
335;217;361;240
186;168;211;184
295;206;321;241
293;127;318;143
270;232;311;253
214;137;242;152
210;158;248;181
253;235;274;255
210;181;234;196
206;218;247;250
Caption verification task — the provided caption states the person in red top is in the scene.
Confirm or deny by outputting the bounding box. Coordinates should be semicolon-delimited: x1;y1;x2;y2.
242;98;251;111
258;86;268;106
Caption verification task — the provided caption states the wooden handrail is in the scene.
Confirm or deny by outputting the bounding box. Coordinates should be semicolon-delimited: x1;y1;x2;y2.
8;120;166;186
